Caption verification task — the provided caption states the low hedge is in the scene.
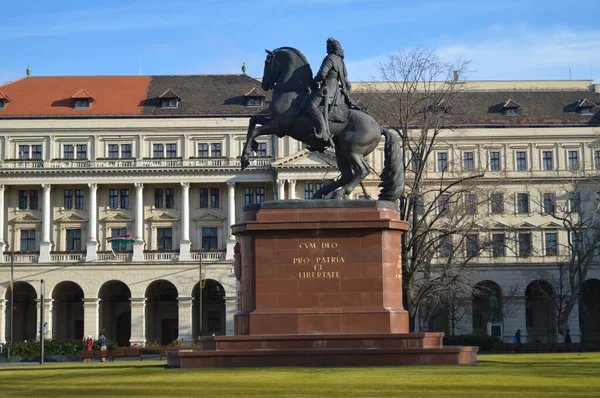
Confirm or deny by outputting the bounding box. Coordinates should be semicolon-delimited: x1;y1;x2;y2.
4;339;118;356
443;334;501;351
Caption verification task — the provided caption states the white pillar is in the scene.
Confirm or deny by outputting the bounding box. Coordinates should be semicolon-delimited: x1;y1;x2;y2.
39;184;52;262
177;297;193;342
86;183;98;261
225;297;238;336
288;179;297;200
129;298;146;346
36;298;53;340
504;296;527;343
277;179;286;200
83;298;100;339
0;299;6;343
0;184;5;262
132;183;145;261
179;182;191;261
226;181;236;260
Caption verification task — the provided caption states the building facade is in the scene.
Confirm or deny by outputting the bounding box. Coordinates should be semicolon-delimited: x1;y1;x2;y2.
0;75;599;345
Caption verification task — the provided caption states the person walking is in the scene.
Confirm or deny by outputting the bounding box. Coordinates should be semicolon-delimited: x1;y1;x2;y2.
98;333;108;362
83;335;94;363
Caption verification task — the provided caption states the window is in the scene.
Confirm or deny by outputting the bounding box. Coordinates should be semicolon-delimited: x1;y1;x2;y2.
202;227;218;250
504;108;518;116
198;143;209;157
245;188;254;205
153;144;164;158
466;234;479;257
108;144;119;159
18;190;28;210
200;188;209;208
29;190;38;210
518;233;532;257
438;194;450;214
20;230;36;252
120;189;129;209
256;187;265;203
543;193;555;214
66;229;81;251
437;152;448;172
517;193;529;214
157;228;172;251
304;183;324;199
121;144;132;158
246;98;263;106
245;187;265;205
161;99;178;108
109;189;119;209
32;145;42;159
545;232;557;256
570;232;582;254
210;143;222;157
155;188;163;208
64;145;74;159
75;189;85;210
492;233;505;257
490;152;500;171
165;188;175;208
491;193;504;214
543;151;553;171
516;151;527;171
166;143;177;158
595;150;600;170
568;150;579;170
210;188;219;208
465;193;477;215
111;228;129;252
74;99;90;109
415;195;424;214
64;189;73;209
207;311;222;333
256;142;267;157
18;145;29;159
569;192;581;212
0;101;4;110
76;144;87;159
463;152;474;171
439;234;453;257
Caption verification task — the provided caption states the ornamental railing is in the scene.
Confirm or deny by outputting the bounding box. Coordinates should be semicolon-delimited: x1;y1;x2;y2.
0;158;274;170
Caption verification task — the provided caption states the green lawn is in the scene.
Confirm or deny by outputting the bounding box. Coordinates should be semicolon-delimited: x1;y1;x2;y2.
0;353;599;397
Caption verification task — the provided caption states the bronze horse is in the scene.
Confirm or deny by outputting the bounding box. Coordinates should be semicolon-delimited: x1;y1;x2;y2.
240;47;403;201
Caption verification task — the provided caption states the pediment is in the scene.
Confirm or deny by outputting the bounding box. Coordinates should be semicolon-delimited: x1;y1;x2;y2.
147;212;179;222
100;212;134;223
11;213;42;224
515;222;536;229
55;213;88;223
490;222;509;229
271;149;337;169
540;221;561;229
194;211;226;222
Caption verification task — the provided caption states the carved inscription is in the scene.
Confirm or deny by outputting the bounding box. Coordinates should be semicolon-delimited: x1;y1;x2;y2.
294;241;342;279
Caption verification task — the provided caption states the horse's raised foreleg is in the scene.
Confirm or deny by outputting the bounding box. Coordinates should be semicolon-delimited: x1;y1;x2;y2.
241;121;280;170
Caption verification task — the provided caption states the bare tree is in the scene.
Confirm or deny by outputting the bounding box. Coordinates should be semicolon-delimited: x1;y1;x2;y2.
361;49;497;330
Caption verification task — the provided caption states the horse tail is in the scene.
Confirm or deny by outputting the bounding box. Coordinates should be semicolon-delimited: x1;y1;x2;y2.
378;127;404;201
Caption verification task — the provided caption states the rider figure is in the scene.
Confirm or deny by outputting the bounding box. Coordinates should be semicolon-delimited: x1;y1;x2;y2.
307;38;353;147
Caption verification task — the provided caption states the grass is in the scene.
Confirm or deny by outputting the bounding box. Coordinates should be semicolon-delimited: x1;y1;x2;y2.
0;353;599;397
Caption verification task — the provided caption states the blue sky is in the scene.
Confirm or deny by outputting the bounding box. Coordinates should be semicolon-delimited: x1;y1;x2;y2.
1;0;599;84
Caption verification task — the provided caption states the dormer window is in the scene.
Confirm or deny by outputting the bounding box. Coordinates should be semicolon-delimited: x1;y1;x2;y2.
71;89;94;110
576;98;596;115
0;90;11;110
245;87;265;107
502;98;520;116
159;89;181;109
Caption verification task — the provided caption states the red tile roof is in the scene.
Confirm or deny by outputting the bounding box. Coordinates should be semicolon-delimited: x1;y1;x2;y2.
71;88;95;101
0;76;151;116
0;89;11;102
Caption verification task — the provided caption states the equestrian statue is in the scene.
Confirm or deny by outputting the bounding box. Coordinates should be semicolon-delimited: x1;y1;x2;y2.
240;38;404;201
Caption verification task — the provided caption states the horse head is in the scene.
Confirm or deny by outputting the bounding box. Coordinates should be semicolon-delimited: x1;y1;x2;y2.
262;47;313;93
262;49;278;91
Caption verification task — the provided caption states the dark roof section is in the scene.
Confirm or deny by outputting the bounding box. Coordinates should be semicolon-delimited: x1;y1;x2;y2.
354;90;600;126
158;88;181;100
143;75;269;115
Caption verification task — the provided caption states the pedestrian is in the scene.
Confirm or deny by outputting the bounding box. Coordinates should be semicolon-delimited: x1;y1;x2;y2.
513;329;522;344
565;329;572;344
558;331;564;344
98;333;108;362
83;335;94;363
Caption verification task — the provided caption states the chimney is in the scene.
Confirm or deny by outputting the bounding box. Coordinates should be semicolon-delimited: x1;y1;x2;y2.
453;70;459;82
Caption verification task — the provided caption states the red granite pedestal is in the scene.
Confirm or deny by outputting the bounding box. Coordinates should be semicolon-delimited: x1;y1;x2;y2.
167;200;477;368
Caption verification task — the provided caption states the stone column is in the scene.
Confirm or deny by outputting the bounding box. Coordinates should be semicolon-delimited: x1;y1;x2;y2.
0;299;6;343
225;297;239;336
568;302;582;343
504;296;527;343
177;297;194;342
35;298;53;340
83;298;100;338
132;183;145;261
86;183;99;261
226;181;236;260
0;184;5;263
277;179;286;200
129;298;146;346
39;184;52;263
288;179;296;200
179;182;191;261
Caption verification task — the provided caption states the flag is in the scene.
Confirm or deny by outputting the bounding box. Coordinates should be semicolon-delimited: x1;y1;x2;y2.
106;235;136;257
